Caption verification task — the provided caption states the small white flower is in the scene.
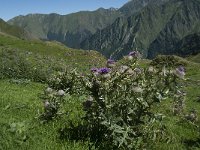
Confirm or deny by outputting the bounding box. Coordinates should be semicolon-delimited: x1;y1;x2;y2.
57;90;65;96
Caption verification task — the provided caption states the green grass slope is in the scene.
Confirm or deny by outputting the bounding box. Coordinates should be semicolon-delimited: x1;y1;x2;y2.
0;18;33;39
0;34;105;62
0;34;106;82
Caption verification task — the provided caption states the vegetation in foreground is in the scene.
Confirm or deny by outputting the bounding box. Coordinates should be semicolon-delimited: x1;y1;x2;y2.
0;79;89;150
0;50;200;149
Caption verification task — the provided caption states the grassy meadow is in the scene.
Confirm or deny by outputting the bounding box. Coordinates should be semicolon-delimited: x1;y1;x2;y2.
0;34;200;150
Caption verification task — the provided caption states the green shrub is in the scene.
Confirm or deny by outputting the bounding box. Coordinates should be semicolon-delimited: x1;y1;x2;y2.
0;48;65;82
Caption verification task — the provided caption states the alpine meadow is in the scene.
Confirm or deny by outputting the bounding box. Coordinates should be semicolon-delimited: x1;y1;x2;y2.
0;0;200;149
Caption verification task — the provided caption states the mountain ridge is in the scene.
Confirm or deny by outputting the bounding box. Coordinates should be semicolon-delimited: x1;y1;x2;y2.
7;0;200;59
8;8;122;48
147;0;200;58
81;0;177;58
81;0;200;59
8;0;155;49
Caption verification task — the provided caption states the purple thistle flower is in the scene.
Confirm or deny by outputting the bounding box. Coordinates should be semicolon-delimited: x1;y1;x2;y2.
127;51;141;60
91;68;98;72
177;66;185;72
175;66;185;79
128;51;137;56
98;68;111;74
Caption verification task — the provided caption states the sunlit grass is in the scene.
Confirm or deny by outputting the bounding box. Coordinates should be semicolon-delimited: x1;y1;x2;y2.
0;79;88;150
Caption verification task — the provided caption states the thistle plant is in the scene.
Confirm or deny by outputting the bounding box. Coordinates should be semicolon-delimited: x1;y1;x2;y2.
80;52;186;149
39;52;186;148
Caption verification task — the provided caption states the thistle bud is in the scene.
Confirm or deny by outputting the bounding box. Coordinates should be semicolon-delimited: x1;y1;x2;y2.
102;73;111;79
127;68;135;75
134;68;142;74
45;87;53;94
148;66;155;73
119;65;129;73
107;59;115;68
57;90;65;96
44;100;50;109
132;86;143;93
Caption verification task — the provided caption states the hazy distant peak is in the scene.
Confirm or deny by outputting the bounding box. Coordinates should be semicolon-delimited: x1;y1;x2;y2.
96;7;106;11
96;7;118;12
109;7;118;11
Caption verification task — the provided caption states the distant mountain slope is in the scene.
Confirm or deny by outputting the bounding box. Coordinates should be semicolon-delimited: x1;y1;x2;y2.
147;0;200;58
119;0;168;16
81;0;200;59
0;18;34;39
8;9;121;48
175;33;200;56
81;0;177;58
7;0;157;49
